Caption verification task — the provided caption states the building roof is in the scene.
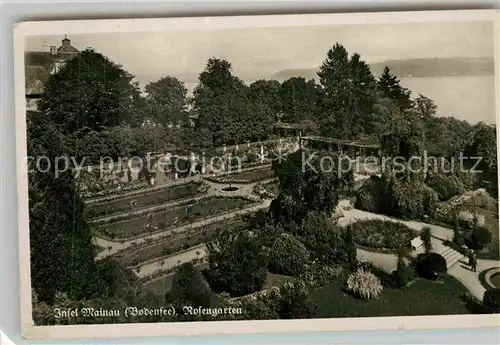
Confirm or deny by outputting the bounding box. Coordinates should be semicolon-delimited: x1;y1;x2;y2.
25;37;80;96
57;38;79;54
25;52;53;96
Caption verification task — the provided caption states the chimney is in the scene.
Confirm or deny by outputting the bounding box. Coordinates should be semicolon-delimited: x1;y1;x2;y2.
49;46;57;55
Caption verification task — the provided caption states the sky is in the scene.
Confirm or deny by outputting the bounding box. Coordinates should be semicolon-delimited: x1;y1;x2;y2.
24;20;496;124
25;21;494;86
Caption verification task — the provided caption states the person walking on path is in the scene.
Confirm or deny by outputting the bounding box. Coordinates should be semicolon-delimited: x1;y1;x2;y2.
471;251;478;272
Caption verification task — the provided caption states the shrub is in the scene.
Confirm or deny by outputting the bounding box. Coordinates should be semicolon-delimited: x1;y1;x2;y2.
453;227;465;246
275;281;318;319
420;226;433;253
268;233;310;276
415;253;447;279
354;175;384;213
345;268;383;300
426;173;465;201
468;227;492;250
482;288;500;313
300;262;344;288
395;255;415;288
387;178;438;219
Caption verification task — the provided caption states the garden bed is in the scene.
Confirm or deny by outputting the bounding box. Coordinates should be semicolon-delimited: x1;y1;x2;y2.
205;168;275;184
96;196;257;239
86;181;208;219
347;219;419;251
312;274;471;318
120;218;247;266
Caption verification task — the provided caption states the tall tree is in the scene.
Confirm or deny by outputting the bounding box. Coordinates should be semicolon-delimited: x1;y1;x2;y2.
192;58;273;147
317;45;377;138
248;79;282;120
279;77;320;123
317;43;352;137
348;53;378;135
377;66;413;111
270;149;354;225
38;48;145;134
145;76;189;128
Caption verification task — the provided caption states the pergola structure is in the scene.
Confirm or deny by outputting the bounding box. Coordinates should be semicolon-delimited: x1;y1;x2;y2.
301;136;381;158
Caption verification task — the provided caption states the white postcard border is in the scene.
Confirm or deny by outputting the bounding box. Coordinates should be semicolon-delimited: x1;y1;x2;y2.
14;9;500;340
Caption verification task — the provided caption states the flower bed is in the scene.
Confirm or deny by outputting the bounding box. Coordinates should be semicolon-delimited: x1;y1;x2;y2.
96;196;258;239
119;218;247;266
86;181;209;219
347;219;419;250
432;188;487;225
81;180;152;199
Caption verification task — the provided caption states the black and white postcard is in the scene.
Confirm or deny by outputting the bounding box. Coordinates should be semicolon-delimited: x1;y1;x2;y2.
14;9;500;339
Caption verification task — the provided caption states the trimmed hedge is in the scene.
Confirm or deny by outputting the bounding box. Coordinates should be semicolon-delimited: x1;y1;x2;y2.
468;227;492;250
415;253;447;280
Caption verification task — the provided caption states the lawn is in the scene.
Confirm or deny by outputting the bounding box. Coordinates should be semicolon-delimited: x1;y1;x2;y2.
86;182;206;219
312;275;472;318
98;196;256;239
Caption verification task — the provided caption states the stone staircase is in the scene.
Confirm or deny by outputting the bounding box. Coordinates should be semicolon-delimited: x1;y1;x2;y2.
438;246;466;269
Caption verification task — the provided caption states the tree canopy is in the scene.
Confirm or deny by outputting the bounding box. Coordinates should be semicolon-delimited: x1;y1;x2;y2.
38;48;145;134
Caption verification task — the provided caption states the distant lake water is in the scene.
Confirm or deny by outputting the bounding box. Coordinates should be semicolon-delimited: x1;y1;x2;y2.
400;76;496;125
183;76;496;125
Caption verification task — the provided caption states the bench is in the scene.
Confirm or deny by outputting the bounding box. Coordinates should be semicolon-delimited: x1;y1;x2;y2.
411;237;424;252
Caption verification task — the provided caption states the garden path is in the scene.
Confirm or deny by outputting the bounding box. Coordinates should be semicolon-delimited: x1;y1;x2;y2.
448;259;500;300
133;244;207;278
338;204;499;300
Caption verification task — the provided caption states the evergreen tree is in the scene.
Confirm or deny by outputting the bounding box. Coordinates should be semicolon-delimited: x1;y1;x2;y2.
279;77;320;123
377;66;413;111
317;44;377;138
317;43;352;137
348;53;378;135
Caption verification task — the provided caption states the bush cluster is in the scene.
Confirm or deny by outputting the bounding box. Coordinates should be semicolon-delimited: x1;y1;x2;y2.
426;173;465;201
345;268;383;300
268;233;310;276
